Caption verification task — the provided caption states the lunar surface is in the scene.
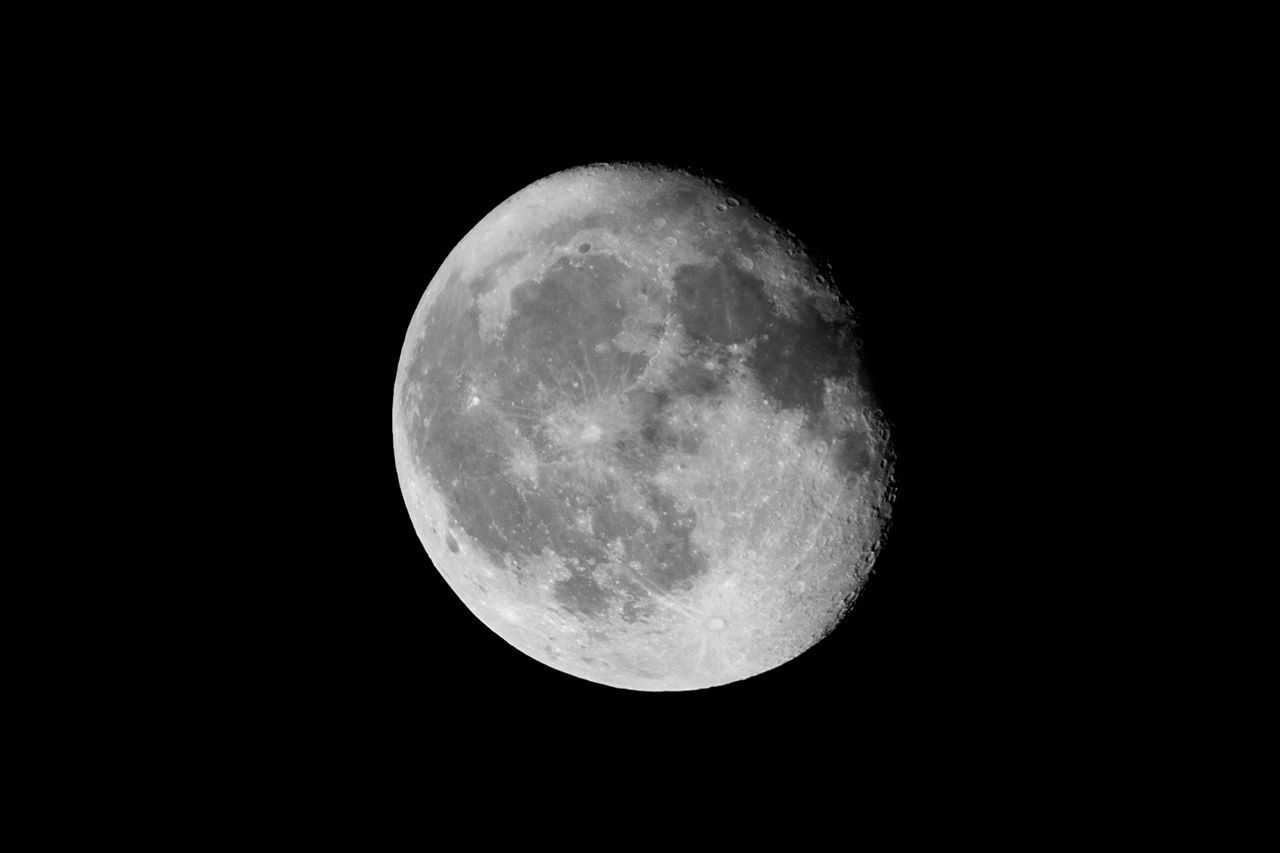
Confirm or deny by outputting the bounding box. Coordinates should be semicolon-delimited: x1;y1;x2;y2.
392;164;894;691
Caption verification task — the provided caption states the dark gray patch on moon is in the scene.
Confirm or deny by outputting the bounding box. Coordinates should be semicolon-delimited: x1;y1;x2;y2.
747;294;860;425
665;253;881;488
401;248;715;623
672;257;771;345
835;428;873;479
501;254;646;391
669;254;862;428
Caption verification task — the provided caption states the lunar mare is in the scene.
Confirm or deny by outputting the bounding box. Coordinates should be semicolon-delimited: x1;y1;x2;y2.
392;164;894;691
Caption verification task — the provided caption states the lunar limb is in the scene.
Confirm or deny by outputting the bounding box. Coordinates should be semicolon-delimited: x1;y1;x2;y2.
393;164;894;691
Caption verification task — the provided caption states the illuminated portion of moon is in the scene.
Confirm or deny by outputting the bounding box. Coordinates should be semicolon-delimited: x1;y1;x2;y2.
392;164;894;691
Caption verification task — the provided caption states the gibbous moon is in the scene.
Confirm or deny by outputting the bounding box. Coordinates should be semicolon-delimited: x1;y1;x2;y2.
392;164;894;690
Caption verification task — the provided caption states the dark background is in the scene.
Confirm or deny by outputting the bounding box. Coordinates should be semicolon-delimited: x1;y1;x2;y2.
257;111;1054;766
97;23;1161;819
78;26;1141;819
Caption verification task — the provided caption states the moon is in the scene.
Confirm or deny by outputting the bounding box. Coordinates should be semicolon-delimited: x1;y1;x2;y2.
392;164;894;691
